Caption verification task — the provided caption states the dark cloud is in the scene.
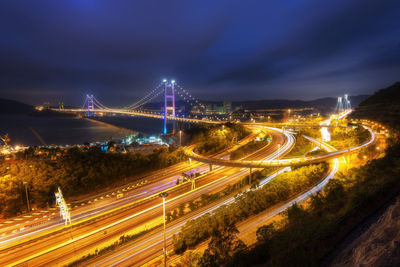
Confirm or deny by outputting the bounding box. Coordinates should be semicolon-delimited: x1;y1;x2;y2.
0;0;399;105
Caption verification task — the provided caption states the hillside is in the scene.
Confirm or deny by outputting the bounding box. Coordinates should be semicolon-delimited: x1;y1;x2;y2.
234;95;368;113
350;82;400;129
331;199;400;267
0;98;34;114
144;95;369;114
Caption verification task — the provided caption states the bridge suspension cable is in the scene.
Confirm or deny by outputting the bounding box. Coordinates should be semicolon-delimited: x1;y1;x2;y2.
175;83;205;114
128;88;164;111
93;96;112;110
125;83;163;110
80;97;88;109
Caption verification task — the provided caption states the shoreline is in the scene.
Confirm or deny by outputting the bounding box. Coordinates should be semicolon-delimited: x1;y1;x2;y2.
83;117;138;135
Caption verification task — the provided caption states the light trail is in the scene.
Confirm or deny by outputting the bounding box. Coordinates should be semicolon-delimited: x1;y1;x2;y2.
0;133;256;245
2;127;289;266
92;123;378;267
93;136;336;267
91;128;294;266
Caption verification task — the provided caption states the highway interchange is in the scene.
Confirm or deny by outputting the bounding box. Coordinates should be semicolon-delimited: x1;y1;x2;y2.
0;113;378;266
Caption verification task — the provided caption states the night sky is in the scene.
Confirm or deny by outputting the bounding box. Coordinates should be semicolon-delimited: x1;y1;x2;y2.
0;0;399;106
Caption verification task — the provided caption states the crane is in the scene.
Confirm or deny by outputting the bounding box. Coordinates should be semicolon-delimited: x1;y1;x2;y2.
0;133;10;147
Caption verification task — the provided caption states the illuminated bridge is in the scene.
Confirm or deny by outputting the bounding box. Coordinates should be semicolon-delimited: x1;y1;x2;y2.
53;80;223;134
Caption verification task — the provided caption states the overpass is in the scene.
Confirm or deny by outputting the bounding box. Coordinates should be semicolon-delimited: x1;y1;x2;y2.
185;125;375;168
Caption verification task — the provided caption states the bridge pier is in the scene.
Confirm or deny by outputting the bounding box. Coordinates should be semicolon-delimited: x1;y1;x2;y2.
191;179;195;190
209;164;213;172
249;168;252;185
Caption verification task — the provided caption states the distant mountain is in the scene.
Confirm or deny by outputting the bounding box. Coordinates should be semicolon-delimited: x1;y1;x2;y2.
144;95;369;114
0;98;34;114
350;82;400;129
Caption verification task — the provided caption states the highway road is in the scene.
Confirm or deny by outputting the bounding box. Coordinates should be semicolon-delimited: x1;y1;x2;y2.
52;108;222;125
88;114;376;266
0;127;291;266
87;135;341;267
2;116;373;266
0;131;260;242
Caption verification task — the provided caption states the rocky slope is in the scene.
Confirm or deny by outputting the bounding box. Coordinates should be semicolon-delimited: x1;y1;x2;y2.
331;199;400;267
351;82;400;130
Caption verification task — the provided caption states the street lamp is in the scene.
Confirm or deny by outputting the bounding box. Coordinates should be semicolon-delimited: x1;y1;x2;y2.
23;181;30;212
159;192;169;267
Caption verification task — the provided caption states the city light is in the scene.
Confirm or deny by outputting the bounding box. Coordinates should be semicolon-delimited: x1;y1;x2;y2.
0;2;397;265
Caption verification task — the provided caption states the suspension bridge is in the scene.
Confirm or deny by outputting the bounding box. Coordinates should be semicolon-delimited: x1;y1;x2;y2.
54;80;353;134
53;80;220;134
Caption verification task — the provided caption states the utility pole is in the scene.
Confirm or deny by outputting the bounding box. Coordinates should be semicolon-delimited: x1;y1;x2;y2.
55;187;71;225
159;192;169;267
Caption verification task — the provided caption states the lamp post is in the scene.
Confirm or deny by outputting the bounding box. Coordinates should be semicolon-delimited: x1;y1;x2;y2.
159;192;169;267
23;181;30;212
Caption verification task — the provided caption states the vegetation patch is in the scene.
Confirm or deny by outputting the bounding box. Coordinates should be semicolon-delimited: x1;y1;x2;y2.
66;224;161;267
188;123;250;155
230;139;269;160
0;146;186;217
329;126;370;150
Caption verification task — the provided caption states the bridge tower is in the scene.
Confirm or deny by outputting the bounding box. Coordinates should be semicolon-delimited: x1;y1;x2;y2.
344;94;351;110
87;94;95;117
163;80;176;134
337;96;343;114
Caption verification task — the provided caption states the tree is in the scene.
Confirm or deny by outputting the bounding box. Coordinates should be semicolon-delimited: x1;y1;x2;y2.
256;223;276;243
174;250;201;267
199;216;247;266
